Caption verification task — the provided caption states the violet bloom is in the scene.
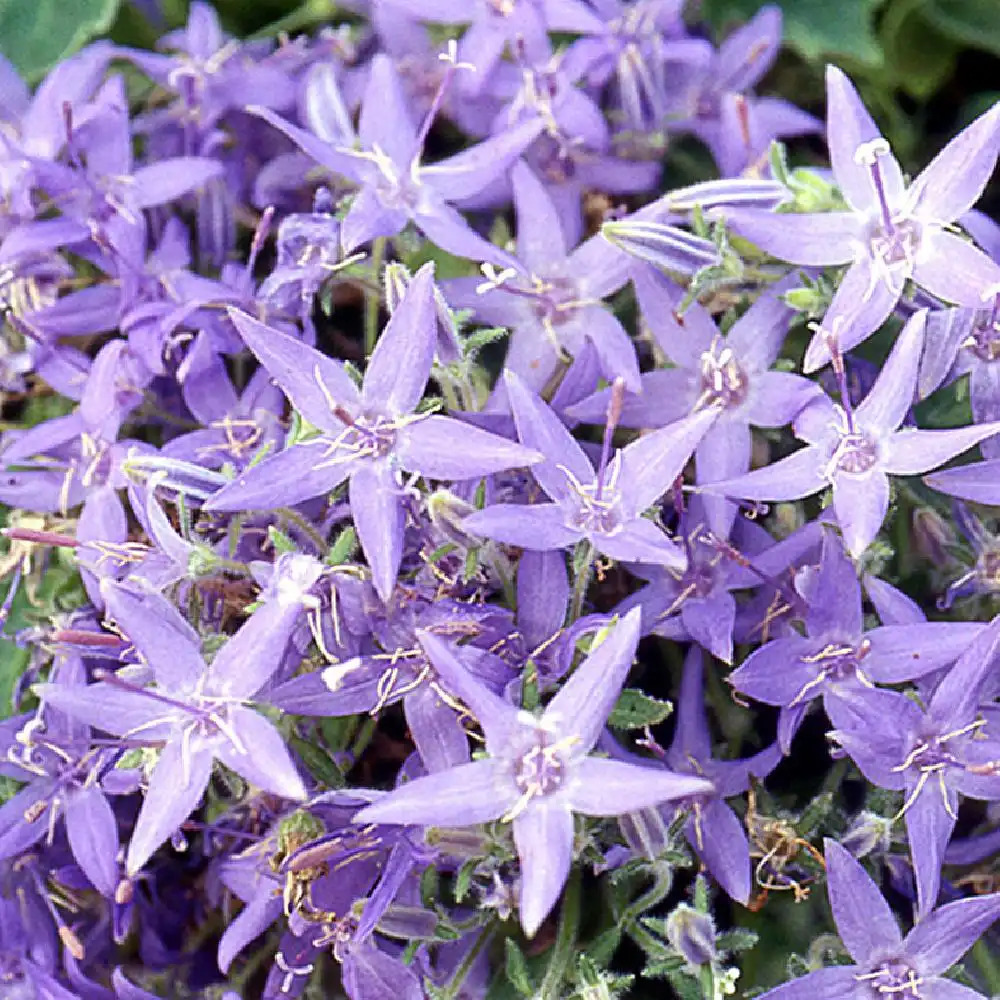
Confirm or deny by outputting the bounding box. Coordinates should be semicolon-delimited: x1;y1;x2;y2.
569;269;820;534
0;656;120;897
354;609;712;937
758;838;1000;1000
731;530;985;751
720;66;1000;371
832;616;1000;916
251;54;543;266
666;6;820;177
463;371;717;569
615;646;780;904
444;160;641;392
705;310;1000;558
206;266;541;600
34;580;316;875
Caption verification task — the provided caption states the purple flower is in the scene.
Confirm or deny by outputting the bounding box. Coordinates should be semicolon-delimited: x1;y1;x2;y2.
832;615;1000;915
705;310;1000;558
720;66;1000;371
34;580;313;874
463;371;718;569
206;265;542;600
354;609;712;936
251;54;543;266
759;839;1000;1000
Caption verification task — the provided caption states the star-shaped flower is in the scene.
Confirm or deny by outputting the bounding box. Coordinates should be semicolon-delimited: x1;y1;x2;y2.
463;370;718;569
704;310;1000;558
205;265;541;600
719;66;1000;371
758;838;1000;1000
353;609;712;936
34;580;314;875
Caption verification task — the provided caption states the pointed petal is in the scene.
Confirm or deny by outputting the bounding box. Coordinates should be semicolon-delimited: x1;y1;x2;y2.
227;309;360;428
546;607;641;750
824;838;902;963
704;446;827;501
804;531;862;638
416;630;522;749
886;424;1000;475
513;801;574;938
414;199;517;268
353;759;510;827
584;307;642;393
517;549;569;650
803;257;901;372
723;209;859;266
670;646;712;760
204;442;352;512
215;707;306;800
832;469;889;559
463;502;581;550
826;65;903;213
362;263;435;416
682;592;736;664
211;594;315;700
688;799;751;905
568;758;712;815
65;785;119;897
358;55;418;164
249;106;367;181
126;740;213;875
594;517;686;570
620;408;719;516
504;370;594;503
855;310;925;432
864;622;986;683
925;459;1000;504
510;160;568;270
909;101;1000;223
101;583;203;690
403;677;470;773
132;157;223;209
422;117;544;202
396;416;541;479
905;776;957;918
632;267;716;365
349;461;405;602
914;231;1000;306
341;185;409;251
34;682;164;738
907;892;1000;976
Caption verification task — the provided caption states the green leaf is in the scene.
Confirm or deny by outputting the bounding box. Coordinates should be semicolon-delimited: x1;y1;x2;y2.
704;0;884;67
504;938;536;997
608;689;673;730
0;0;121;82
923;0;1000;56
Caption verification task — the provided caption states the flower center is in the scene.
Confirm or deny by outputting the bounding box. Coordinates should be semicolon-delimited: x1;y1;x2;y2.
513;737;568;798
830;430;879;475
857;961;922;1000
698;343;749;409
567;482;625;535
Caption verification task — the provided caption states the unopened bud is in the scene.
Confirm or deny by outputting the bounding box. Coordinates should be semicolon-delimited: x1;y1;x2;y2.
666;904;717;968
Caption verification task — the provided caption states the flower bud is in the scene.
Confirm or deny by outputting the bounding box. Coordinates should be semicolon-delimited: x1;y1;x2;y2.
666;903;717;968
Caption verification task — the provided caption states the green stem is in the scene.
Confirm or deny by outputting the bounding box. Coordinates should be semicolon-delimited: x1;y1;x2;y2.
348;715;378;762
248;0;339;40
442;924;493;999
973;938;1000;996
567;541;595;624
276;507;329;554
539;866;582;999
364;237;386;358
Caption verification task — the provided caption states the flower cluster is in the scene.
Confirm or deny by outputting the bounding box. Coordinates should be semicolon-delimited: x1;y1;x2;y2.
1;2;1000;998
